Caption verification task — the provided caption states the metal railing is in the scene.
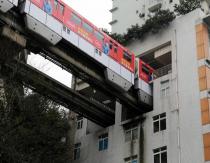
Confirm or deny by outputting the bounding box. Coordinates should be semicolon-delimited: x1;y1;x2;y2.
153;64;172;79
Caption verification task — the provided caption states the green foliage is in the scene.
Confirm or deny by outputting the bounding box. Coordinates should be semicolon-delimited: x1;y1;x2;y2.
0;93;71;163
103;9;175;45
174;0;201;16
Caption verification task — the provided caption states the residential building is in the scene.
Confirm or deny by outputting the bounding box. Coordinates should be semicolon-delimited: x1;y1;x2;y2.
110;0;180;34
72;1;210;163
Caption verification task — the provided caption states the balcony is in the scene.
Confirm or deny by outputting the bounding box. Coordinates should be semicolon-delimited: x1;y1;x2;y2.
153;64;172;79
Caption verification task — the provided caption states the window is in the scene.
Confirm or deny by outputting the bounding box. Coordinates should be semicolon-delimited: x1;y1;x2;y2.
59;3;64;15
123;51;132;62
125;155;138;163
98;133;108;151
74;143;81;160
142;64;150;75
82;22;93;33
54;0;58;9
153;113;166;133
71;13;81;25
161;80;169;97
76;116;83;130
125;127;138;142
109;43;113;49
94;31;104;42
114;47;118;53
153;146;167;163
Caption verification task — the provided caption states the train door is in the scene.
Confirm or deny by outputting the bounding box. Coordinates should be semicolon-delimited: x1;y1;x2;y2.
109;40;119;61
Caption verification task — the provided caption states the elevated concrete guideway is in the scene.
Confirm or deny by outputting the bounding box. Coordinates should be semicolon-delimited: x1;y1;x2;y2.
0;10;152;127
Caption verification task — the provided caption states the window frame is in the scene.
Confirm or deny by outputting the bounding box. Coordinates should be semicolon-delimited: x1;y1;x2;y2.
153;146;167;163
76;116;83;130
123;51;132;62
74;143;81;160
161;80;170;97
125;126;138;142
98;133;109;151
124;155;138;163
153;113;166;133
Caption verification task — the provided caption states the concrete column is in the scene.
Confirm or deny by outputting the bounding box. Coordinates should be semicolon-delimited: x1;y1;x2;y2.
115;100;122;125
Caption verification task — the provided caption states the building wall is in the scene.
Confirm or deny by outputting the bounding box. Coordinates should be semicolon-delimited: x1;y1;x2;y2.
73;8;208;163
111;0;180;34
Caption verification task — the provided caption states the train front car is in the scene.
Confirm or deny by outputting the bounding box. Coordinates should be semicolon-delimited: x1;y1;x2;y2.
135;59;154;106
0;0;18;13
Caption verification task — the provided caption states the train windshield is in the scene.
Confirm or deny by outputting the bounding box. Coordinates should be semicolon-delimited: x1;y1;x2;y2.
71;13;81;25
94;31;104;42
123;51;132;62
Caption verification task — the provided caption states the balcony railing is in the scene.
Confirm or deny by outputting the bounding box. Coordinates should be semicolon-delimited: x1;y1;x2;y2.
153;64;172;79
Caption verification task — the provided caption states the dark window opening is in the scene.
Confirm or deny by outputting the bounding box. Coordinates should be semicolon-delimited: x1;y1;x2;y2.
153;146;167;163
153;113;166;133
74;143;81;160
123;51;132;62
114;47;118;53
109;44;113;50
142;64;150;75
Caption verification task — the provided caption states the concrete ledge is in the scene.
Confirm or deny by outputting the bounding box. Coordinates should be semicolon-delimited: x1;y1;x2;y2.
1;26;26;47
202;124;210;134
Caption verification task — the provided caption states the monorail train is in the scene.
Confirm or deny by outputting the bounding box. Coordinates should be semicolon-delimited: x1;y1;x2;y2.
0;0;154;105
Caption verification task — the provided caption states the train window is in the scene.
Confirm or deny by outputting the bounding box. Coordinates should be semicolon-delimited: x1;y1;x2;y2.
71;13;81;25
109;44;113;50
123;51;132;62
54;0;58;9
59;3;64;15
82;22;93;34
94;31;104;42
114;47;118;53
142;64;150;75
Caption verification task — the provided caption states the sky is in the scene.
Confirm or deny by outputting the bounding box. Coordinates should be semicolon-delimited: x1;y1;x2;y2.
28;0;112;87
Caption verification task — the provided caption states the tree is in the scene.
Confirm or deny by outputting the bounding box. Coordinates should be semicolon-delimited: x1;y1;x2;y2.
174;0;201;15
0;88;71;162
103;9;175;45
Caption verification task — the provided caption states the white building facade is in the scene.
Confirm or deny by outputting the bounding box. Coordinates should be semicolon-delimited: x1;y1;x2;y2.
72;1;210;163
